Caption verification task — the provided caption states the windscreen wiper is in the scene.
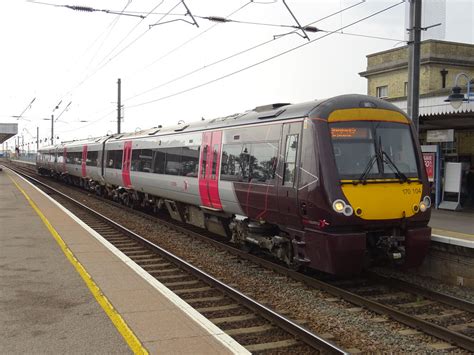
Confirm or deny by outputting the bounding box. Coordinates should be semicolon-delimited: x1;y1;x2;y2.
380;151;408;182
355;153;379;184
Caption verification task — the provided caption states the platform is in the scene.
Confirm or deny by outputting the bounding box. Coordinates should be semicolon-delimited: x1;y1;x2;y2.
430;209;474;249
0;166;248;354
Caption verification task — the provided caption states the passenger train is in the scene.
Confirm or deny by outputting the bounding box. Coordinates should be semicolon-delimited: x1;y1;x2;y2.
37;94;432;275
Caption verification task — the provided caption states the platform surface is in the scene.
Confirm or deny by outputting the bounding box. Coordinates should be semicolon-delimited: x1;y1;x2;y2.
0;169;130;353
0;167;247;354
430;209;474;248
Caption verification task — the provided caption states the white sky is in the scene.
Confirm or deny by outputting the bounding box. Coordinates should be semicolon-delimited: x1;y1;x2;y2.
0;0;472;149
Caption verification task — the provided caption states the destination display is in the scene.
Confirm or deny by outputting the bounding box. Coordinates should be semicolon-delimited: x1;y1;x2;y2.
330;127;371;139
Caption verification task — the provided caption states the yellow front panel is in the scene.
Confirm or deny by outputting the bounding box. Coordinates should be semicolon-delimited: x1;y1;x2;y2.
341;181;423;220
328;108;409;124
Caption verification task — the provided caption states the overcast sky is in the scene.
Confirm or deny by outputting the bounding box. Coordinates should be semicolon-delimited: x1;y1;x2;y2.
1;0;472;148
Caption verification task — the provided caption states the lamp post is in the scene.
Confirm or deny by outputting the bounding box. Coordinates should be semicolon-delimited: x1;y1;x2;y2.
445;73;474;109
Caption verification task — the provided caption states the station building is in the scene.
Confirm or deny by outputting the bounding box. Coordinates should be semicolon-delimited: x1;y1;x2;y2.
359;39;474;209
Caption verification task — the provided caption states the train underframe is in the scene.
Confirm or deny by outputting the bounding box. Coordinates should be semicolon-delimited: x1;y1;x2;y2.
38;169;432;275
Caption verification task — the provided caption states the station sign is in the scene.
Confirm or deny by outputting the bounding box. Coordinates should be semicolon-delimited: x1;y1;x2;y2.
426;129;454;143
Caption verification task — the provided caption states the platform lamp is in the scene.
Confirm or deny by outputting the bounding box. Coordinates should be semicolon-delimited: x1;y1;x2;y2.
444;73;474;109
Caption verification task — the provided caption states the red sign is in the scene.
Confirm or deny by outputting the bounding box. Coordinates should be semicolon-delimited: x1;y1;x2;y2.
422;152;435;182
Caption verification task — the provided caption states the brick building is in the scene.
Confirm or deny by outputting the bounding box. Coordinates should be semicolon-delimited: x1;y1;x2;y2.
359;40;474;209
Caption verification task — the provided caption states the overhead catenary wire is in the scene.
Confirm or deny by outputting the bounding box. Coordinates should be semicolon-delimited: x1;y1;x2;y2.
83;1;135;74
26;1;144;17
29;0;401;139
42;0;168;137
127;1;405;110
55;2;135;112
73;0;169;89
56;1;257;135
13;97;36;121
126;0;256;81
124;0;366;102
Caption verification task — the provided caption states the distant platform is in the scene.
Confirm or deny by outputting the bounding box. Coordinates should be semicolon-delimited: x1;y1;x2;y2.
0;123;17;144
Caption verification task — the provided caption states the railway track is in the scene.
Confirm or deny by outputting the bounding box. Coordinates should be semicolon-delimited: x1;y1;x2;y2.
8;161;474;352
7;164;345;354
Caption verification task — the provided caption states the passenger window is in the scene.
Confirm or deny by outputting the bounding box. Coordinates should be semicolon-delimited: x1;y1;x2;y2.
201;145;208;178
165;147;181;175
249;142;278;183
220;144;249;182
181;146;199;177
152;149;166;174
113;150;123;170
86;151;98;166
211;144;218;179
283;134;298;185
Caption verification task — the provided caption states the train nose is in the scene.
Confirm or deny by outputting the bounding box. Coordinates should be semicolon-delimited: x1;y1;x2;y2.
340;182;427;220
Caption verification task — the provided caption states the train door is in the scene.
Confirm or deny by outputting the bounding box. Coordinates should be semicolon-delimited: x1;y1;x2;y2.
277;122;302;227
199;131;223;210
122;141;132;188
81;145;88;177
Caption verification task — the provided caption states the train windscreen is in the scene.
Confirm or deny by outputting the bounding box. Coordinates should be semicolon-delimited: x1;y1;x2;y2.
330;121;419;181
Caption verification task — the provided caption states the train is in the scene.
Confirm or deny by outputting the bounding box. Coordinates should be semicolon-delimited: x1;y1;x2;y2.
37;94;432;275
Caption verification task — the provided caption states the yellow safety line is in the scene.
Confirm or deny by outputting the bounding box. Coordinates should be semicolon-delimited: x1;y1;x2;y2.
8;175;148;355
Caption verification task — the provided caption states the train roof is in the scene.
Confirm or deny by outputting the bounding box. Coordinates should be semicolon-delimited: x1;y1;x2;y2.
40;94;408;150
106;94;407;141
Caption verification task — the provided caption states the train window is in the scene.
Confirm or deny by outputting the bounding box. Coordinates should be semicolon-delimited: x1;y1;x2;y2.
152;149;166;174
86;151;98;166
66;152;73;164
329;121;419;180
249;142;278;183
115;150;123;169
75;152;82;165
376;125;418;177
283;134;298;185
201;145;208;178
211;144;219;179
66;152;82;165
106;150;123;169
131;149;152;172
221;144;249;182
165;147;182;175
181;146;200;177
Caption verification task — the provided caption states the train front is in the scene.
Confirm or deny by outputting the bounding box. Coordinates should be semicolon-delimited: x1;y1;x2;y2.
306;95;431;274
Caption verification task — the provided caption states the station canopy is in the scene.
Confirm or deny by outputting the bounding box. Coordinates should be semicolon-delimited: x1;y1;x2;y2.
0;123;18;144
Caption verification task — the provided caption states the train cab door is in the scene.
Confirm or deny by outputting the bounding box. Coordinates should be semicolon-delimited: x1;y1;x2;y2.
122;141;132;188
81;145;88;178
277;122;302;227
199;131;223;210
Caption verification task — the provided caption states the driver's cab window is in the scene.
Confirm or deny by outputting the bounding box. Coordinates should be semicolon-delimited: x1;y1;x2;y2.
283;134;298;185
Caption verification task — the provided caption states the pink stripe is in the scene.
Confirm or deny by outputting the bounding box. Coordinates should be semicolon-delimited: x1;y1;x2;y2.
81;145;87;177
122;141;132;188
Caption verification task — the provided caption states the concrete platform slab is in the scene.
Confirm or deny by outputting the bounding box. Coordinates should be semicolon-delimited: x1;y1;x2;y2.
1;168;248;354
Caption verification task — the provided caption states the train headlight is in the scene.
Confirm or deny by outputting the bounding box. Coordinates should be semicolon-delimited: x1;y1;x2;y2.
332;199;353;216
419;201;427;212
332;200;345;213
